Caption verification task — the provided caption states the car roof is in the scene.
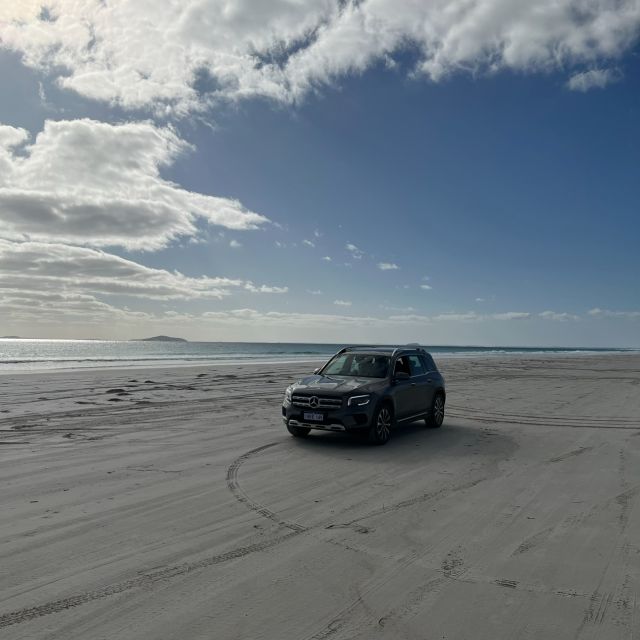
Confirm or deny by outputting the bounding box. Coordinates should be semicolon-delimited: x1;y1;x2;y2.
341;345;427;356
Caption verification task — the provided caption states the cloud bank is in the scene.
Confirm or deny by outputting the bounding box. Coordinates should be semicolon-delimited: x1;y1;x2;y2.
0;239;287;301
0;119;267;251
2;1;638;113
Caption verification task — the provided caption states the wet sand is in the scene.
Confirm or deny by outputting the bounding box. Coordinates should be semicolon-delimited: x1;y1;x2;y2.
1;355;639;639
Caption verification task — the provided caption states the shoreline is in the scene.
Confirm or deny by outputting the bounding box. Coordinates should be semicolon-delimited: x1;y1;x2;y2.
0;357;326;376
1;348;638;376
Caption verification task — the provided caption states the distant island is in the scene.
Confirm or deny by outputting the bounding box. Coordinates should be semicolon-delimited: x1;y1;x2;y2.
133;335;188;343
0;336;22;339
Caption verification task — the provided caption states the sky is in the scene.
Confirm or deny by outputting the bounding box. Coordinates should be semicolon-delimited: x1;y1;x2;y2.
0;1;639;346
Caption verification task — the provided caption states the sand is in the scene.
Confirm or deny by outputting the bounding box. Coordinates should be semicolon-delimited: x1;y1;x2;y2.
1;354;639;639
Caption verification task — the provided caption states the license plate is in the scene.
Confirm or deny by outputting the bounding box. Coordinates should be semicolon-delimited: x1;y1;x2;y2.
304;412;324;422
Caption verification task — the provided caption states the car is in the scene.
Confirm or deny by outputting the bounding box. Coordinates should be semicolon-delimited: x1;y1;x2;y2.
281;345;446;445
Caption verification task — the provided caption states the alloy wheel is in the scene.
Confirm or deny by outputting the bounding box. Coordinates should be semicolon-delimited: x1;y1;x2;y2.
376;407;391;440
433;395;445;426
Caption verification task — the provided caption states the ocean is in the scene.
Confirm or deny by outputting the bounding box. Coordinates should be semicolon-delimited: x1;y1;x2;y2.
0;339;635;373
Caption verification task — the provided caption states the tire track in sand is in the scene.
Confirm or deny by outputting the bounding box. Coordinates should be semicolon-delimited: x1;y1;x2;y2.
0;442;303;629
0;436;513;631
447;405;639;430
226;442;307;533
0;530;300;629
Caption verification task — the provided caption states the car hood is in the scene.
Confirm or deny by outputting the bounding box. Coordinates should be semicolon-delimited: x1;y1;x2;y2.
292;374;378;394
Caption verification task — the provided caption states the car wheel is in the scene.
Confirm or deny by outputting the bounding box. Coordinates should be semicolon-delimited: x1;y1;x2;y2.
369;404;393;445
287;423;311;438
426;393;445;428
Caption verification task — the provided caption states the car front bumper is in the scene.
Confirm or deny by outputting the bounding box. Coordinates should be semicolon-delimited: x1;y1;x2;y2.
285;418;347;432
282;403;374;432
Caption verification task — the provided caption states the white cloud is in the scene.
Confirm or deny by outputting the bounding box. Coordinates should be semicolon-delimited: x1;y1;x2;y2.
0;239;286;300
388;311;531;323
539;310;580;321
492;312;530;321
2;1;637;113
431;312;480;322
588;307;640;319
1;294;395;335
302;239;315;248
378;262;399;271
193;308;548;328
0;2;44;22
0;119;267;251
307;289;323;295
475;297;485;302
0;125;29;150
0;289;153;325
567;68;620;92
313;229;322;238
322;256;332;262
243;282;288;294
191;307;536;331
333;299;352;307
420;284;433;290
1;294;592;339
229;239;243;248
200;308;385;329
345;243;364;259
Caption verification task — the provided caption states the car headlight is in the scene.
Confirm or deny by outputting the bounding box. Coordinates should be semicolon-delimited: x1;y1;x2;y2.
348;394;371;407
284;386;293;404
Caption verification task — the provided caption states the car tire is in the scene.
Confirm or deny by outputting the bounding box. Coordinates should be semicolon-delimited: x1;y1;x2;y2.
287;423;311;438
369;403;393;445
425;393;445;428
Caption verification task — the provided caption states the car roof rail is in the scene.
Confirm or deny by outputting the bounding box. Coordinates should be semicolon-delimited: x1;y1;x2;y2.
338;345;428;357
391;344;427;358
339;345;385;352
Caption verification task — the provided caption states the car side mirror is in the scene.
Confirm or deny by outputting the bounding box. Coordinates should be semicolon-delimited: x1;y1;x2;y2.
394;371;410;382
313;368;321;375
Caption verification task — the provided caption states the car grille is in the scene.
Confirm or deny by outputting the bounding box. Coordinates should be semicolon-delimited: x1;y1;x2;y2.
291;394;342;409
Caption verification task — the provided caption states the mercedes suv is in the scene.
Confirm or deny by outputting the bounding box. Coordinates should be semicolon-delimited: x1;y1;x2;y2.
281;346;446;445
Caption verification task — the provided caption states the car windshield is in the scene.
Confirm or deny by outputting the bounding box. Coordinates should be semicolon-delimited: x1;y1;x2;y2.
321;353;390;378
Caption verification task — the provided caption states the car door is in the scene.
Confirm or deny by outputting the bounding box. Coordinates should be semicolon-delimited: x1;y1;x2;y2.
419;353;438;411
406;354;432;416
390;356;415;420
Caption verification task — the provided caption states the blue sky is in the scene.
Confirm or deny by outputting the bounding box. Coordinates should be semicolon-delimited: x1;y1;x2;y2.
0;2;639;345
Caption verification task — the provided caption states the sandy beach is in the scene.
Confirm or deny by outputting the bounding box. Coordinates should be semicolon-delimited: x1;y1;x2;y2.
1;354;639;639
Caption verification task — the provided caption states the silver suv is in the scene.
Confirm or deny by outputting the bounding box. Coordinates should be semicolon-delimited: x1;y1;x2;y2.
282;346;446;445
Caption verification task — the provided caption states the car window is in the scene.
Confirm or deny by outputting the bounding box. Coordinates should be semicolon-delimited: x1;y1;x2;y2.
353;354;389;377
322;353;351;376
407;355;426;376
420;354;436;372
322;353;389;378
393;356;411;376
